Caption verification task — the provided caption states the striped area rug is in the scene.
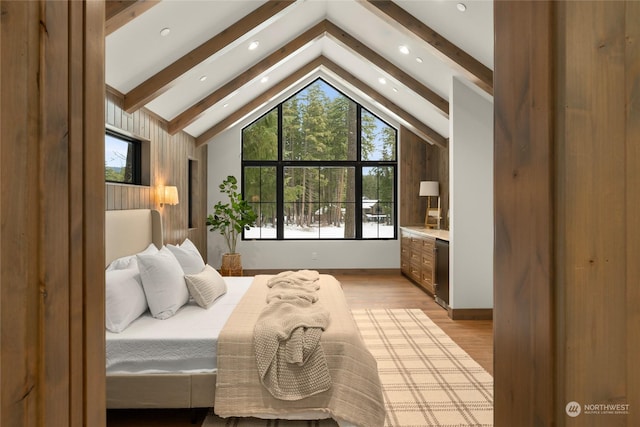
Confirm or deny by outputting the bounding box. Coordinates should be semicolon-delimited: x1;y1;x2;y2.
203;308;493;427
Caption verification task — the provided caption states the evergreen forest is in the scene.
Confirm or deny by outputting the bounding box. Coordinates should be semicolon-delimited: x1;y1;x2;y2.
242;79;396;239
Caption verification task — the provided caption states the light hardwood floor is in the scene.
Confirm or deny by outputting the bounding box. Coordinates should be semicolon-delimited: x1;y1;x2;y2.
107;271;493;427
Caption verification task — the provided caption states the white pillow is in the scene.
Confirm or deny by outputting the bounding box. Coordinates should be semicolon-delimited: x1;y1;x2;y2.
184;265;227;309
105;267;148;333
136;246;189;319
167;238;205;275
106;243;158;271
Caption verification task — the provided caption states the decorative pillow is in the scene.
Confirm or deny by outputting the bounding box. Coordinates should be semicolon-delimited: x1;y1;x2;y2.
184;265;227;309
136;246;189;319
106;243;158;272
167;238;205;275
105;266;148;333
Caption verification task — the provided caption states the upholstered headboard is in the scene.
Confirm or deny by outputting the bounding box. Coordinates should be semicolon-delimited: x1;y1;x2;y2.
105;209;163;267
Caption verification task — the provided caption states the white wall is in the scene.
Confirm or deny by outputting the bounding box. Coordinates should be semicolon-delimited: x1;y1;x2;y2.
449;76;494;309
207;126;400;270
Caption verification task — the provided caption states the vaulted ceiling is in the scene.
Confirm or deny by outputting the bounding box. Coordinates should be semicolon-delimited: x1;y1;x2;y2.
105;0;494;148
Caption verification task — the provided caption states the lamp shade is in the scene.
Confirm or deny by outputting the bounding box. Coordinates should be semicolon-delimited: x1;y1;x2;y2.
419;181;439;197
163;186;179;205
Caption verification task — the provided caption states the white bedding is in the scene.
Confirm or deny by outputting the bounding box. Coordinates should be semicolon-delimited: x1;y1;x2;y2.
106;277;252;375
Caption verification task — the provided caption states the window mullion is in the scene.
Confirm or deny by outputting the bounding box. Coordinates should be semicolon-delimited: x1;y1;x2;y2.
277;104;284;240
355;105;362;239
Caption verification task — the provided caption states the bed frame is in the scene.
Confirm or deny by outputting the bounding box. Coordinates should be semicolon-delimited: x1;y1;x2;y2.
105;209;217;408
105;209;163;267
105;210;385;426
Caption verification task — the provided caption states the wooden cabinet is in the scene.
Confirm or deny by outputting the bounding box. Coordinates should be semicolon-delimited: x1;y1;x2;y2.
400;228;436;295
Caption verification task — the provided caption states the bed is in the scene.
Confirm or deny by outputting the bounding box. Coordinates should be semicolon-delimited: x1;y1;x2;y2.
105;209;385;426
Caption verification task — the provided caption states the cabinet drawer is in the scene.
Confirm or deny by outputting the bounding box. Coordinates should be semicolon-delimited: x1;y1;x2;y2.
421;253;433;267
410;236;423;251
400;258;410;274
421;270;434;293
401;245;410;258
422;237;435;251
410;266;421;282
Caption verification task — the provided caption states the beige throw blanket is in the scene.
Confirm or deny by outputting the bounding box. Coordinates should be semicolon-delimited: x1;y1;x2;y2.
265;270;321;304
255;270;331;400
215;274;386;427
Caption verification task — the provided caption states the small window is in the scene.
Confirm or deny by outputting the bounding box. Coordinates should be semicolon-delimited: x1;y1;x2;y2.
188;159;199;228
105;129;142;184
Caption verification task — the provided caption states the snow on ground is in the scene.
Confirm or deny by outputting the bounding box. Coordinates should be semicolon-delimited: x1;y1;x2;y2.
245;222;394;239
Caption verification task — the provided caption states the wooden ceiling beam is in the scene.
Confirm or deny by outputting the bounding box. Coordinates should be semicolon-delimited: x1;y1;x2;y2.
173;19;449;136
195;55;447;149
168;21;328;135
123;0;297;113
324;21;449;118
105;0;159;36
359;0;493;95
195;57;324;146
320;57;447;148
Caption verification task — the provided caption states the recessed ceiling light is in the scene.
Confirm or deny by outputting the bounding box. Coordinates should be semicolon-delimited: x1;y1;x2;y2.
199;75;207;82
399;45;410;55
416;57;424;64
260;76;269;83
392;87;398;93
456;3;467;12
223;103;229;108
248;40;260;50
378;77;387;85
159;27;171;37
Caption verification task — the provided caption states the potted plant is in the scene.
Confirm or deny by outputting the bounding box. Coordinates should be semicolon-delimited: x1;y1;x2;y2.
206;175;257;276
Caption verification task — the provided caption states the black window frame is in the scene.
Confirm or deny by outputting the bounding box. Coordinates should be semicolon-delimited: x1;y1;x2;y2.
241;78;398;241
105;128;142;185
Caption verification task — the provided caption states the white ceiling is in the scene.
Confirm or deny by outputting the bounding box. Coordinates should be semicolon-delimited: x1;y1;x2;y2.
106;0;494;144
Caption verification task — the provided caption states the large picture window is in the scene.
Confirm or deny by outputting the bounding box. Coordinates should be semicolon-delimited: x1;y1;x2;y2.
242;79;397;240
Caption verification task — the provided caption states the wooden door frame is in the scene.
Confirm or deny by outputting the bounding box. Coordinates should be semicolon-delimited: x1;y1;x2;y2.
494;1;555;425
98;2;637;426
0;1;105;425
94;2;559;426
91;2;561;425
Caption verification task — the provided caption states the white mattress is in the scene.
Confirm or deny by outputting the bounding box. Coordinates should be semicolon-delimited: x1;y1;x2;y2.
106;277;252;375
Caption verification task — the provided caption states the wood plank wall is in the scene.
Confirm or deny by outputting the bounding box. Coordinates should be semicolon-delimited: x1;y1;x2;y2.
495;1;639;426
426;135;449;229
105;88;208;256
1;1;106;426
400;127;449;228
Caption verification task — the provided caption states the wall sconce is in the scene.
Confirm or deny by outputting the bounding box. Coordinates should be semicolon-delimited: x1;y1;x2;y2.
158;185;179;207
419;181;440;229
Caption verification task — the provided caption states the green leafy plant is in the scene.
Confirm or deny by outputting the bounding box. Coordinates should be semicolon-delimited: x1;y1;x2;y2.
206;175;257;254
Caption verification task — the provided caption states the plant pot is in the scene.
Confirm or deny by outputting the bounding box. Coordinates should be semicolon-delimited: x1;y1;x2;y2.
220;253;243;276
